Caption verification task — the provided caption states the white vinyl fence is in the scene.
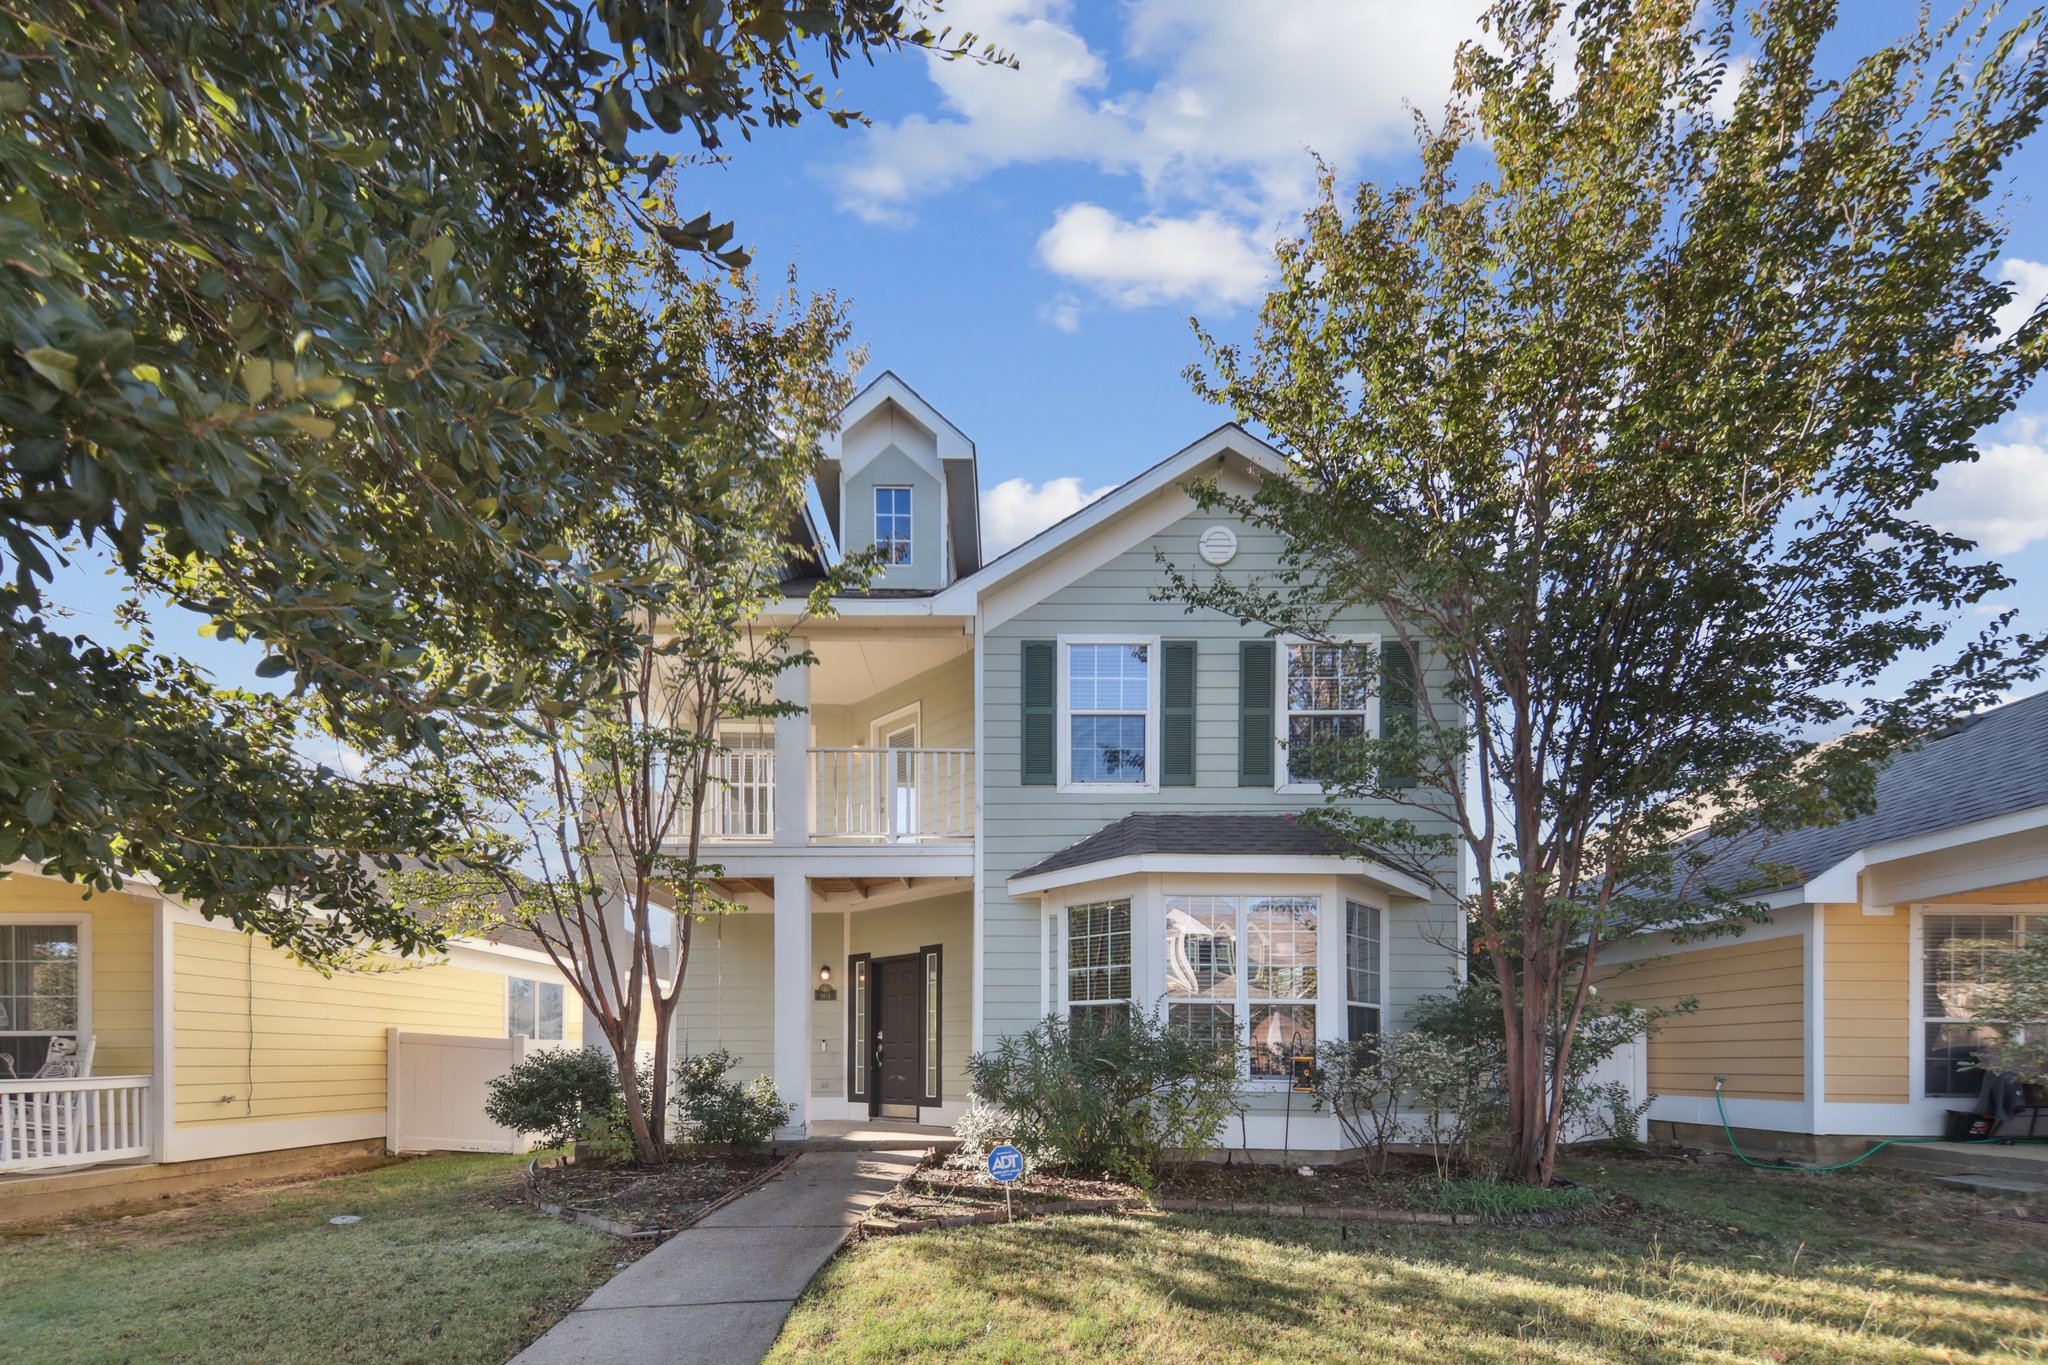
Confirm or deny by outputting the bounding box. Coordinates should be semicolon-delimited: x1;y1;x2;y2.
386;1030;558;1155
1562;1036;1650;1145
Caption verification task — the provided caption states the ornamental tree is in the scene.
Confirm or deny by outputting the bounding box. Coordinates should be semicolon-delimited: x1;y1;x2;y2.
1171;0;2048;1183
393;180;873;1165
0;1;998;960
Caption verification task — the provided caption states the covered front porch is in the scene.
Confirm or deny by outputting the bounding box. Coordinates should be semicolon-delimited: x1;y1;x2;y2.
676;867;974;1139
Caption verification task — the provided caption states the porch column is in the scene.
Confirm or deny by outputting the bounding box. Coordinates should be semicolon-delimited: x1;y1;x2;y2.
772;639;809;846
772;872;812;1140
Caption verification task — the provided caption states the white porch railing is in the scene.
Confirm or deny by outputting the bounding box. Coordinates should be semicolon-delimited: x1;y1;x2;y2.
0;1076;154;1173
812;747;975;843
698;736;777;840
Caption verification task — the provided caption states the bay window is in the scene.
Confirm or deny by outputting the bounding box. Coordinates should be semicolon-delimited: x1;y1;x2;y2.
1346;900;1384;1041
1165;894;1319;1077
1066;899;1133;1027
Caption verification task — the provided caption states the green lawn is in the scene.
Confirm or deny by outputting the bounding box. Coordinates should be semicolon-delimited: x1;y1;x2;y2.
0;1154;618;1365
765;1153;2048;1364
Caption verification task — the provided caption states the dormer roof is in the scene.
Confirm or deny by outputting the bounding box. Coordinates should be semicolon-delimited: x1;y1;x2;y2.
816;370;982;577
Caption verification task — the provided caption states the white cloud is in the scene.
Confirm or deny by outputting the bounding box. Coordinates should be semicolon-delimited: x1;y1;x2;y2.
1916;415;2048;555
1036;205;1270;308
1708;55;1752;123
1994;258;2048;342
834;1;1484;308
982;475;1114;556
1039;292;1083;332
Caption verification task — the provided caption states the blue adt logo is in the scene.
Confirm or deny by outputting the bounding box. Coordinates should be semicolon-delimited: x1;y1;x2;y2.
987;1144;1024;1183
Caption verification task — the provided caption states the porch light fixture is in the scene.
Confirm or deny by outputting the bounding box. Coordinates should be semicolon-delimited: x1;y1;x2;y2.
815;963;837;1002
819;964;832;985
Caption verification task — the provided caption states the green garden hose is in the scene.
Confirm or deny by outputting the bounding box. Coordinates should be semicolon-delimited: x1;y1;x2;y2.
1712;1079;2048;1172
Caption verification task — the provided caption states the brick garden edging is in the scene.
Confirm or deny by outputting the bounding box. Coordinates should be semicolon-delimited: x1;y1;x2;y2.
522;1149;802;1241
863;1193;1587;1236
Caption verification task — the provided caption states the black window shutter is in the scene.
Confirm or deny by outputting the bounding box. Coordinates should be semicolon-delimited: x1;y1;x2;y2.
1238;639;1275;787
1161;640;1197;786
1021;640;1057;786
1381;638;1419;789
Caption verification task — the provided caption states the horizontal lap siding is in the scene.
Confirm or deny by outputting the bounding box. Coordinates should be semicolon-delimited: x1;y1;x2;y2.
0;879;155;1076
674;911;774;1082
846;894;972;1104
1598;935;1806;1100
1823;904;1909;1104
980;502;1463;1045
171;925;557;1128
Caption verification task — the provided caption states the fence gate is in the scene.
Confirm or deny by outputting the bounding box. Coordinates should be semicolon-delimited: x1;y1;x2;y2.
387;1030;551;1154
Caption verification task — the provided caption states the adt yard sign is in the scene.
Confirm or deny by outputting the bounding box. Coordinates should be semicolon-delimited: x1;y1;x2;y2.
987;1144;1024;1183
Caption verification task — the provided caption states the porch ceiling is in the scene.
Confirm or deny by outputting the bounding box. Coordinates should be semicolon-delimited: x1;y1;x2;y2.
710;874;969;906
808;632;970;705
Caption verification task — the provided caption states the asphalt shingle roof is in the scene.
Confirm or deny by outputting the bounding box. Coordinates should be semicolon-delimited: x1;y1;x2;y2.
1694;690;2048;895
1012;812;1369;883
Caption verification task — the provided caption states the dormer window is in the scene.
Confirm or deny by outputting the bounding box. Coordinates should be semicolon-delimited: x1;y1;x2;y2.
875;486;913;565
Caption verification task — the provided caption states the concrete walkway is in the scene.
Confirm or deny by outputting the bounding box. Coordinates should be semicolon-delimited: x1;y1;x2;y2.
512;1150;920;1365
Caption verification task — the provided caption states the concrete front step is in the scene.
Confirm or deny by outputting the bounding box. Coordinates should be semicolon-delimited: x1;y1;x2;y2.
1867;1139;2048;1180
1934;1173;2048;1198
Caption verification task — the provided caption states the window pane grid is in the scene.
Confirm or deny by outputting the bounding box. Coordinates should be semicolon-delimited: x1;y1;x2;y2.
874;487;912;564
1068;643;1149;784
1066;900;1133;1027
1164;895;1319;1078
1284;642;1371;784
1920;912;2034;1098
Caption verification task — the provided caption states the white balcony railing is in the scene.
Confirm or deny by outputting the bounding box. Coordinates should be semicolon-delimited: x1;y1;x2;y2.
0;1076;154;1172
812;747;975;843
698;735;777;840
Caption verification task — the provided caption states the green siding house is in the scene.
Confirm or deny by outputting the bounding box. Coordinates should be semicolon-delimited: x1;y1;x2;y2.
670;371;1464;1152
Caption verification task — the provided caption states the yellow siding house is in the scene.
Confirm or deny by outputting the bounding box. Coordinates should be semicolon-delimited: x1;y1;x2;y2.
1599;693;2048;1154
0;864;581;1212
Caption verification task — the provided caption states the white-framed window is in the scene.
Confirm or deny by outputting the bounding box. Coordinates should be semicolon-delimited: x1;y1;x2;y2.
1166;894;1321;1079
507;977;565;1041
1064;899;1133;1028
1920;910;2043;1098
1345;900;1384;1041
874;486;913;565
0;921;83;1079
1059;636;1160;791
1278;635;1379;789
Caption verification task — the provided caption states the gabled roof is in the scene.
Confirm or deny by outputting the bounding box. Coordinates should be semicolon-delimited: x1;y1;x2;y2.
1008;812;1433;900
818;370;983;576
1691;690;2048;897
931;421;1286;617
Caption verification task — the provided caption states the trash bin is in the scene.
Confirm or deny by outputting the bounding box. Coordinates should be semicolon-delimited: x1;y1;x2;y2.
1943;1108;1995;1142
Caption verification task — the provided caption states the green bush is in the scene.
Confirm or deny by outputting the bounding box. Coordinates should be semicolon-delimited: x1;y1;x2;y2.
966;1007;1244;1188
671;1048;793;1152
483;1046;618;1151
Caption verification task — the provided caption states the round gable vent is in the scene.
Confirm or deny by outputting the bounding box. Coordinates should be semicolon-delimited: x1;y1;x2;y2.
1198;525;1239;566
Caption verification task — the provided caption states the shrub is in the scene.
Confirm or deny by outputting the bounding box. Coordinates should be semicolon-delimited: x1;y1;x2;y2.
947;1096;1050;1179
966;1007;1244;1188
671;1048;793;1152
1311;1037;1409;1175
484;1046;617;1151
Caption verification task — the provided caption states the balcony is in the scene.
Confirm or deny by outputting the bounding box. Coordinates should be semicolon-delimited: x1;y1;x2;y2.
695;745;975;845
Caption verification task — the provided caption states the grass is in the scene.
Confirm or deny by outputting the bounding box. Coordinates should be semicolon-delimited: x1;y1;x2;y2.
764;1151;2048;1364
1430;1175;1599;1218
0;1153;623;1365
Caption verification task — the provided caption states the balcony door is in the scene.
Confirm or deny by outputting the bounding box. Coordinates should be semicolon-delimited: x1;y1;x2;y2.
870;705;921;842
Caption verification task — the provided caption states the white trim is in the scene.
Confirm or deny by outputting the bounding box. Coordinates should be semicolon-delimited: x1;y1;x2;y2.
502;975;566;1043
0;909;92;1075
1805;902;1826;1117
152;897;174;1159
1009;853;1433;902
1161;887;1323;1087
824;371;976;468
931;424;1286;618
973;621;986;1054
1274;633;1381;794
869;701;923;750
1800;801;2048;903
1056;634;1163;794
166;1112;386;1164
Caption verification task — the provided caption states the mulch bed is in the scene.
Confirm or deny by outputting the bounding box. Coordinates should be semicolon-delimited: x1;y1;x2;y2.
861;1153;1599;1237
525;1151;782;1236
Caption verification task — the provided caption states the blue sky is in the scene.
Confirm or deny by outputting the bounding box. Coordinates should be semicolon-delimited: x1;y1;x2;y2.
45;0;2048;731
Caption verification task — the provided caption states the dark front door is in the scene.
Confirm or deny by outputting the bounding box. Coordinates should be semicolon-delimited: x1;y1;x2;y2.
873;955;922;1116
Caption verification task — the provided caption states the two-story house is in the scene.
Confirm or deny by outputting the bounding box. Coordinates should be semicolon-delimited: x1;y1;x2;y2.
671;372;1464;1153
